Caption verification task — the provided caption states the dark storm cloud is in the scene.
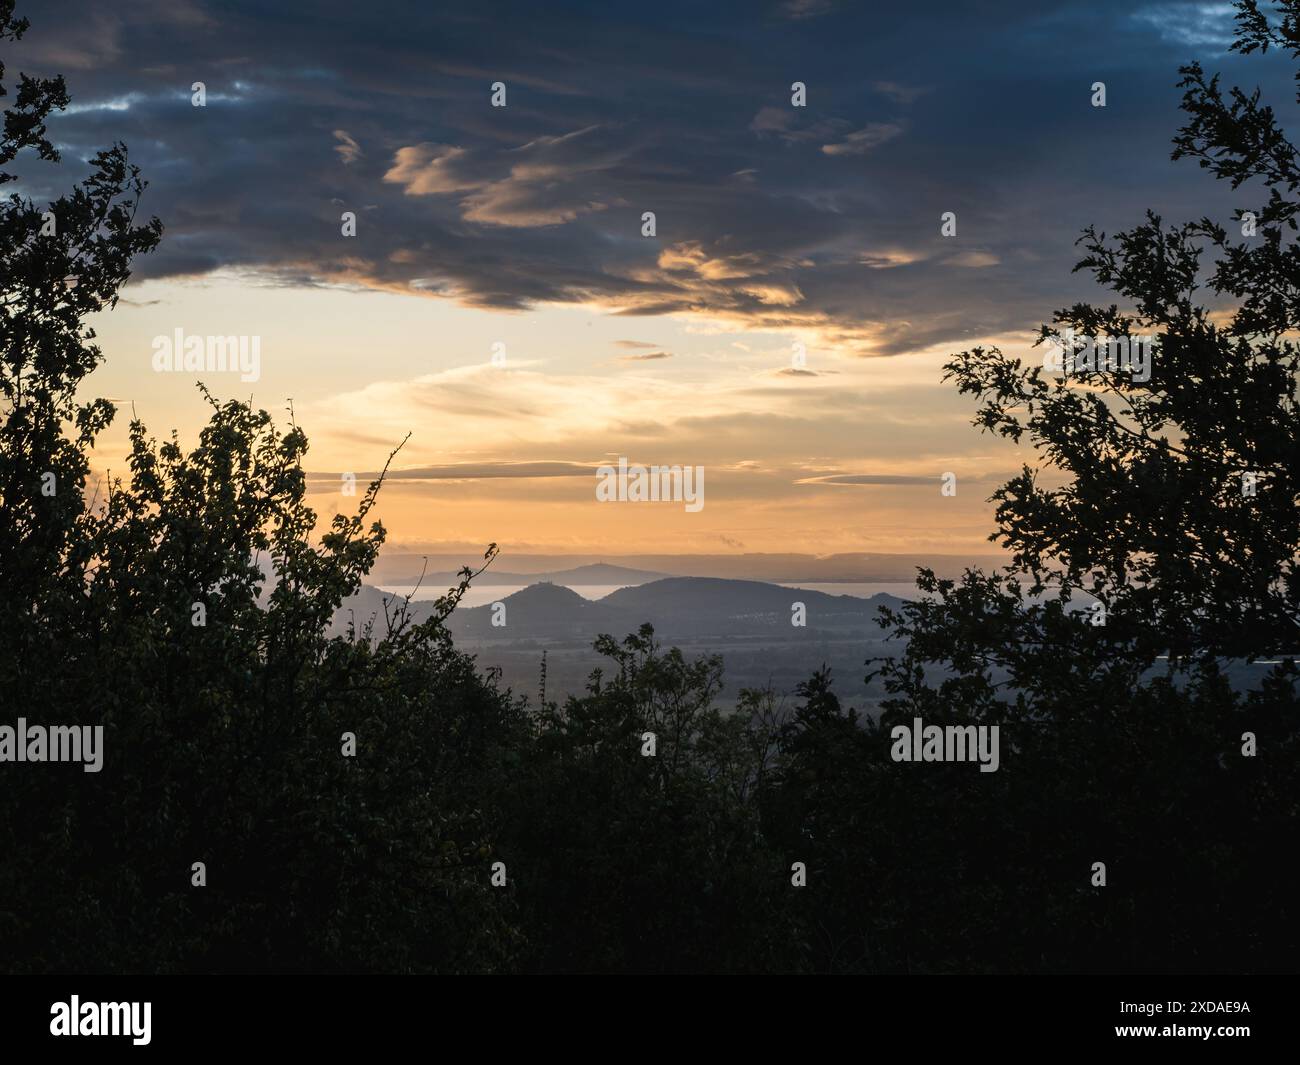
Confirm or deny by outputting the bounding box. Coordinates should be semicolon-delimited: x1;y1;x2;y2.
8;0;1288;353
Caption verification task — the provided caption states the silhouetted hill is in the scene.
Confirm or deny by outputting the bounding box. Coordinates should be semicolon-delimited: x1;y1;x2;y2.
365;551;1006;586
603;577;890;627
532;563;669;585
442;577;901;642
449;582;629;640
332;576;902;642
328;577;907;703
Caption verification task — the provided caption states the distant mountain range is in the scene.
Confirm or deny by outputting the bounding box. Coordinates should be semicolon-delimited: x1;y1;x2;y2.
366;551;1007;586
383;562;669;588
333;573;1294;707
333;576;905;643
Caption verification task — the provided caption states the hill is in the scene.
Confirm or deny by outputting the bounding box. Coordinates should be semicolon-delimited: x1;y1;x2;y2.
329;576;906;704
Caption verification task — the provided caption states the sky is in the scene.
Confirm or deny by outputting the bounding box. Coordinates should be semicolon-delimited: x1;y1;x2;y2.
7;0;1291;562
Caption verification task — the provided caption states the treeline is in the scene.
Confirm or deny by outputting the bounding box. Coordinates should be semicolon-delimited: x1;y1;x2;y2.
4;589;1293;973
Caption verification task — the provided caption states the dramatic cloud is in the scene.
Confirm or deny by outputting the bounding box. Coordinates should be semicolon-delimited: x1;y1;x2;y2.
17;0;1280;358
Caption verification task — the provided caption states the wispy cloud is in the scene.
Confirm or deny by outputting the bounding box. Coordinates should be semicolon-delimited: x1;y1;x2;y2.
872;80;931;105
308;461;594;482
821;122;904;156
800;473;941;486
332;129;363;165
780;0;837;20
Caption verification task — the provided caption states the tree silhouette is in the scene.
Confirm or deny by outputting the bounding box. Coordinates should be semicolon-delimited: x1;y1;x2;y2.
0;4;523;973
858;0;1300;972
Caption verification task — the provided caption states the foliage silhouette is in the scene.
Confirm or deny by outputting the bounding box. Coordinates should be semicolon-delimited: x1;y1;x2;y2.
857;0;1300;972
0;4;522;973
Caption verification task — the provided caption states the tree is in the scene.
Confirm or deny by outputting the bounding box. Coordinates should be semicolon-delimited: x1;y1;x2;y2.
501;625;803;972
0;3;523;974
858;0;1300;972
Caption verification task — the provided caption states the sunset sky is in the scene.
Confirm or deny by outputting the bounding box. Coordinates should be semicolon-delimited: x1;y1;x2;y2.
12;0;1280;560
